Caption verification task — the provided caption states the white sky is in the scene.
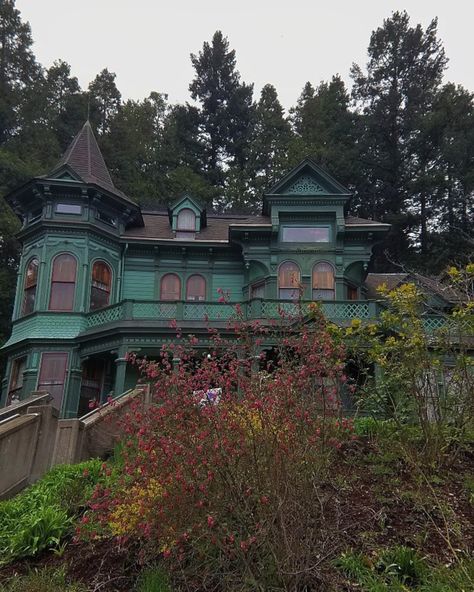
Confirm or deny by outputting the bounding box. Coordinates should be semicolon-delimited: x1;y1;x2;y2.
16;0;474;111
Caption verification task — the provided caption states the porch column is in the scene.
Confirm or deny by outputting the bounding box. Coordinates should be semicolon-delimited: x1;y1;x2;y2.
114;346;129;396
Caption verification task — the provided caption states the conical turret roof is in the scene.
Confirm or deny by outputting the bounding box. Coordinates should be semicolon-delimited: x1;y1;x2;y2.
48;121;135;205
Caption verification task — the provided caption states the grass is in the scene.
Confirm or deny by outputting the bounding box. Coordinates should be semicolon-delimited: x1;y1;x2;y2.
336;547;474;591
136;566;172;592
0;566;86;591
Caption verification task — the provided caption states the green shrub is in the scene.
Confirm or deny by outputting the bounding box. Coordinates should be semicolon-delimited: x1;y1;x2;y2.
1;566;86;591
0;459;102;565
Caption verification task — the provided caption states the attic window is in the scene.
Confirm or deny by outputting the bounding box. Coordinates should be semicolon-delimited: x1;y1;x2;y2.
176;208;196;239
55;203;82;215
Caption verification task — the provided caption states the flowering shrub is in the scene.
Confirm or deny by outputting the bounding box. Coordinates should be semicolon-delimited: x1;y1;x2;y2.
81;305;355;589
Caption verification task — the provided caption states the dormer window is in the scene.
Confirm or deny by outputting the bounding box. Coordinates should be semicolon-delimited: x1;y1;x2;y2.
176;208;196;239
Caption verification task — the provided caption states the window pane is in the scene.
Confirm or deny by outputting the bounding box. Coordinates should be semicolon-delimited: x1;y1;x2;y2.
25;259;38;288
186;275;206;301
55;203;82;214
50;282;75;310
23;288;36;315
90;286;110;310
313;263;335;290
177;208;196;231
161;274;181;300
23;259;39;315
279;288;301;300
90;262;111;310
279;262;301;288
52;254;77;282
312;288;335;300
282;227;329;242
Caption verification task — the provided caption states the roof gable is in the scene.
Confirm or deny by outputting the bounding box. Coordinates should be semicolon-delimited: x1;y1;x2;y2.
266;157;351;197
169;193;206;214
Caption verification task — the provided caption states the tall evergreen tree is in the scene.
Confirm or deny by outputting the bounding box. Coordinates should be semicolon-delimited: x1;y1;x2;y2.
88;68;121;135
289;76;358;189
351;11;447;266
248;84;292;200
43;60;86;150
189;31;254;187
0;0;40;144
102;93;165;203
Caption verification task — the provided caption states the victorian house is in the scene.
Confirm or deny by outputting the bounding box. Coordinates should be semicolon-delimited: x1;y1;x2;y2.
1;121;397;417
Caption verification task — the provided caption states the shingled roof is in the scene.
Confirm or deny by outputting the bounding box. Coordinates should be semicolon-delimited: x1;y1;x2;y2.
48;121;136;205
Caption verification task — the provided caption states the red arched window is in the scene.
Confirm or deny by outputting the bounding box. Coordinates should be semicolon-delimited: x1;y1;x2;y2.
278;261;301;300
186;275;206;301
176;208;196;239
161;273;181;301
23;258;39;315
49;253;77;311
90;261;112;311
312;262;335;300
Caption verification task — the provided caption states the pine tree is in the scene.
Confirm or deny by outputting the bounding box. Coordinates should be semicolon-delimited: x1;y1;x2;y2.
248;84;292;200
0;0;40;144
351;11;447;266
189;31;254;186
88;68;122;135
289;76;358;189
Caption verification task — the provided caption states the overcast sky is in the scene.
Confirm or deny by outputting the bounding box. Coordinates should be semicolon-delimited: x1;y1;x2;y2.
16;0;473;111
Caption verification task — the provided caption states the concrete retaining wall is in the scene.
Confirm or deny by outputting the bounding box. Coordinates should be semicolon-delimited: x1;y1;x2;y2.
0;386;148;499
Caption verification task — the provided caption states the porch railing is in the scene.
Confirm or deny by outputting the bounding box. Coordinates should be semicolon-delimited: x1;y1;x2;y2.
84;298;381;329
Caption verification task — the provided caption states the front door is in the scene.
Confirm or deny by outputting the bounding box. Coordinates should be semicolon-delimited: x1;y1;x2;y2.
79;358;105;416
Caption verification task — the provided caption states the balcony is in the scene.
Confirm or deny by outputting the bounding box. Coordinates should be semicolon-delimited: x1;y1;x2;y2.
3;300;451;349
84;299;380;330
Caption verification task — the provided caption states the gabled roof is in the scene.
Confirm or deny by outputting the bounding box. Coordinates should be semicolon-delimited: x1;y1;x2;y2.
366;273;458;304
265;157;351;197
46;121;137;206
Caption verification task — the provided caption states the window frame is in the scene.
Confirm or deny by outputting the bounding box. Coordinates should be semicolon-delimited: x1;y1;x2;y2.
55;203;82;215
22;257;39;316
48;253;78;312
176;208;196;239
312;262;335;300
186;274;206;301
278;261;302;300
281;225;331;243
89;260;113;311
160;273;181;301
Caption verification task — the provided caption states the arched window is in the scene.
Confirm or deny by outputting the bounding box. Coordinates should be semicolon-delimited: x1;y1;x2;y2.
49;253;77;311
161;273;181;301
22;258;39;315
176;208;196;239
278;261;301;300
90;261;112;311
186;275;206;301
312;262;335;300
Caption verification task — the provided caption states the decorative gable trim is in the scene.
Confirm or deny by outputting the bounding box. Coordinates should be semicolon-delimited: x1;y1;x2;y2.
286;174;326;195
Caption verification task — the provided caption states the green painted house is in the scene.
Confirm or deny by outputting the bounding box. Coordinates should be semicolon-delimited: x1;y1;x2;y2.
1;121;396;417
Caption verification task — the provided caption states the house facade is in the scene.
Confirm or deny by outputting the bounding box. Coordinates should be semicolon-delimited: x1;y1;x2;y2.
1;122;394;417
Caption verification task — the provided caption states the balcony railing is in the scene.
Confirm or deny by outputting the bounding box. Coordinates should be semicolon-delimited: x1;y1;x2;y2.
84;299;381;329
